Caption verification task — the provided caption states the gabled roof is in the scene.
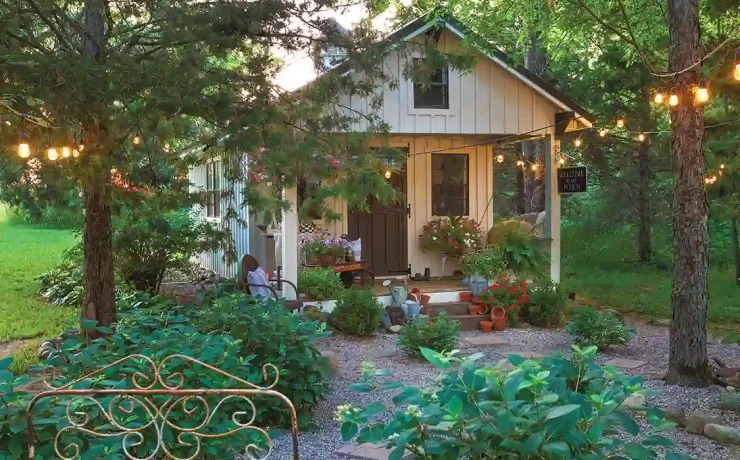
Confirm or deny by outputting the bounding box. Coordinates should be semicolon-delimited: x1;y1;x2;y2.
327;13;594;127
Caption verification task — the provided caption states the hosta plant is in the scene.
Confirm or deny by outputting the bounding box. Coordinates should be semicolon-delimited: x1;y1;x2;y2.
338;346;692;460
567;307;635;350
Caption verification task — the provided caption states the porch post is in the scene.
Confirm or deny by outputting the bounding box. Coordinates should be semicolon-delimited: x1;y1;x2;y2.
281;186;299;299
544;134;561;283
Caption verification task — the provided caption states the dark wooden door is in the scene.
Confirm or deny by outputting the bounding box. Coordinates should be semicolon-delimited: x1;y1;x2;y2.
348;168;408;276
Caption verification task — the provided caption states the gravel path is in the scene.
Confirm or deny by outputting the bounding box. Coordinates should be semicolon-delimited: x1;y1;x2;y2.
269;323;740;460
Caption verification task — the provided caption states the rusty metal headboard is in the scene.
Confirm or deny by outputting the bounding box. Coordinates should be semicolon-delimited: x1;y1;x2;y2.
26;354;299;460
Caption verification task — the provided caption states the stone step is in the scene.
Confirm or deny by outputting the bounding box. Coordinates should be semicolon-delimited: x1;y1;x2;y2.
444;314;488;331
424;301;471;317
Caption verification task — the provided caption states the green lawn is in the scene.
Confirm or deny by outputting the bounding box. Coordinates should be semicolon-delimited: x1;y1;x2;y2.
0;205;77;364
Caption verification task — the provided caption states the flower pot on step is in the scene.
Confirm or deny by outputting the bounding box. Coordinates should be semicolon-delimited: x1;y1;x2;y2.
469;304;480;315
420;294;431;305
459;291;471;302
491;306;507;331
480;320;494;333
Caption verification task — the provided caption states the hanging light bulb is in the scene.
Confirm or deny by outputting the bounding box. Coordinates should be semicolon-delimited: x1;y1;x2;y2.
574;138;583;147
558;157;566;165
712;175;717;182
384;169;392;179
735;49;740;81
78;144;85;152
696;79;709;103
47;148;58;161
18;132;31;158
653;88;665;104
164;143;171;152
61;147;71;158
720;164;725;169
669;88;679;107
705;177;711;184
616;116;625;128
72;149;80;158
638;133;646;142
599;128;607;137
531;164;539;172
133;135;141;145
496;154;504;163
516;160;525;167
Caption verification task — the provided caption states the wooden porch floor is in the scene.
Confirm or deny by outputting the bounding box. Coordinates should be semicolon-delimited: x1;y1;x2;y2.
370;277;467;296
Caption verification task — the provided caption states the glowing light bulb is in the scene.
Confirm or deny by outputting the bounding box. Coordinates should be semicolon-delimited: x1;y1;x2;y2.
654;90;664;104
384;169;392;179
638;133;646;142
558;157;566;165
696;79;709;103
669;88;678;107
574;138;582;147
720;164;725;169
72;149;80;158
47;148;58;161
78;144;85;152
599;128;607;137
18;133;30;158
735;49;740;81
133;135;141;145
616;117;625;128
712;175;717;182
61;147;71;158
496;154;504;163
531;164;539;172
516;160;524;166
705;177;711;184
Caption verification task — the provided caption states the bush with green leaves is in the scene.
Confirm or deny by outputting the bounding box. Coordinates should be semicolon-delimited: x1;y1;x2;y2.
329;289;383;336
500;230;550;279
520;278;569;327
398;312;459;358
298;267;345;300
567;307;635;350
459;246;506;279
338;346;691;460
36;245;84;306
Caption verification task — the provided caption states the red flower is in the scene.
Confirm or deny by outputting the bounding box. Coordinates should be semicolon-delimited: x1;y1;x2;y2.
521;295;529;303
491;283;499;290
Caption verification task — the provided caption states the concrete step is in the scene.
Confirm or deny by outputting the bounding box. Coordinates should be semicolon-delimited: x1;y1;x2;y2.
444;314;488;331
425;301;471;317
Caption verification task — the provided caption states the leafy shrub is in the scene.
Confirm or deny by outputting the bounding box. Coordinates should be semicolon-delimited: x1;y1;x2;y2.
330;289;383;336
717;388;740;412
520;277;569;327
567;307;634;350
500;230;549;278
459;246;506;279
398;312;459;358
298;267;345;300
36;245;84;306
338;345;689;460
114;207;225;294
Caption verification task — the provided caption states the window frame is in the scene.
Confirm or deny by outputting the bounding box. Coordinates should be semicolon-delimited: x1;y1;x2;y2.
431;153;469;217
412;58;450;110
205;160;222;220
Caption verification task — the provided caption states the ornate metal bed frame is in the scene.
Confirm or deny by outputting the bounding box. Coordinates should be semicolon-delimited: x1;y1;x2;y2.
25;354;299;460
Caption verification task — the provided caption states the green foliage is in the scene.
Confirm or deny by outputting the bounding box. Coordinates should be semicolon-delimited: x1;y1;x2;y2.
114;207;224;294
567;307;635;350
717;388;740;412
330;289;383;336
298;267;345;300
339;345;689;460
398;312;459;358
520;278;569;328
459;246;506;279
500;230;549;278
36;245;84;306
418;217;482;255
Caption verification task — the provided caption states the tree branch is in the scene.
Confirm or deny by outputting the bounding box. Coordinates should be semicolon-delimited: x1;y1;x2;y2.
24;0;80;53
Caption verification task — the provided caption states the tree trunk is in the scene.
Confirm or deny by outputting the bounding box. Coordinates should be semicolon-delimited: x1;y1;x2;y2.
637;142;652;263
515;168;526;215
666;0;712;386
521;28;547;214
80;0;116;335
733;175;740;285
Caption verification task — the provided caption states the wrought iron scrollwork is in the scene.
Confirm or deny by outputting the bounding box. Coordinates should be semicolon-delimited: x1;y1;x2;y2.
26;354;299;460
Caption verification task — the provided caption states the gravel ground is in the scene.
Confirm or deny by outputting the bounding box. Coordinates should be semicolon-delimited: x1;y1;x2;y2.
268;323;740;460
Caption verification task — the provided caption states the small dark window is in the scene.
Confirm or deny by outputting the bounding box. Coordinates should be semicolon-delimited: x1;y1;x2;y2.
205;161;221;218
413;59;449;109
432;154;468;216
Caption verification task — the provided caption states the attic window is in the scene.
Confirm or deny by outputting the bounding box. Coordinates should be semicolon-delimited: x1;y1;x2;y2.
413;59;449;109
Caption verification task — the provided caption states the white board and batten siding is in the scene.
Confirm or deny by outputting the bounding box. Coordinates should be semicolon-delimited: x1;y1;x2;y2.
188;153;254;278
337;29;560;138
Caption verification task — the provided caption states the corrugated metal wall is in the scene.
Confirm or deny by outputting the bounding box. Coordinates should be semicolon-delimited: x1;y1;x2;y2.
189;152;251;278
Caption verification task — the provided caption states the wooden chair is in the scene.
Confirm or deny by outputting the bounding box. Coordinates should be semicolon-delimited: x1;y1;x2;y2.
240;254;303;312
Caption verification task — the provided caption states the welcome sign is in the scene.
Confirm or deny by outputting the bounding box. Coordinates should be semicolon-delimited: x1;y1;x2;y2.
557;167;587;193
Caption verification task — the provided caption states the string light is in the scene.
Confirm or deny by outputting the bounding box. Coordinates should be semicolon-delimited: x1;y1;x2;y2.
705;177;711;184
78;144;85;152
18;133;31;158
133;134;141;145
712;175;717;182
558;157;566;165
496;154;504;163
696;79;709;103
574;138;582;147
735;49;740;81
669;88;679;107
47;148;58;161
638;133;646;142
516;160;525;166
72;149;80;158
61;147;71;158
531;164;539;172
720;164;725;169
384;169;392;179
599;128;607;137
653;88;665;104
616;116;625;128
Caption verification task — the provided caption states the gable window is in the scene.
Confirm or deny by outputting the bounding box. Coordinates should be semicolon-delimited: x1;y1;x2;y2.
413;59;449;109
432;154;468;216
205;160;221;219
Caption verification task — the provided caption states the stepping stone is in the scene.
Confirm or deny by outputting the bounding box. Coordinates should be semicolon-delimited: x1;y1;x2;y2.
463;336;509;346
604;358;647;369
512;351;546;359
335;443;396;459
369;346;399;359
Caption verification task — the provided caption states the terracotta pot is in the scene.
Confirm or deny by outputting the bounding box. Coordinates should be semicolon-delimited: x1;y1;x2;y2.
491;306;507;331
420;294;431;305
469;304;480;315
459;291;472;302
480;320;494;333
320;255;336;265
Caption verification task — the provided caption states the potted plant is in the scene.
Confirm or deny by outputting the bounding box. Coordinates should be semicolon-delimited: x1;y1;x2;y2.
302;235;347;266
499;230;550;279
298;267;344;301
475;276;529;328
419;216;482;256
480;319;494;333
491;306;507;331
459;246;506;295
